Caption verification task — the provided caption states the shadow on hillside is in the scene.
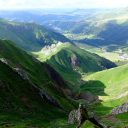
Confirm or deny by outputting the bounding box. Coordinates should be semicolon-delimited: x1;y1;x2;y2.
80;80;107;96
78;81;115;127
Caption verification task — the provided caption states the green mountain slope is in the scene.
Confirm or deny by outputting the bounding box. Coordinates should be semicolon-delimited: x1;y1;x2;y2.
82;64;128;104
35;43;116;89
81;64;128;127
0;19;71;51
0;39;76;128
0;61;67;128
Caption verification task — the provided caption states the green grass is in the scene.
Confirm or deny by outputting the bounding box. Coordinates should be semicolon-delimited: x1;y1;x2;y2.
80;64;128;126
0;61;72;128
81;120;99;128
0;111;76;128
83;64;128;102
0;40;76;109
0;39;77;128
35;43;116;90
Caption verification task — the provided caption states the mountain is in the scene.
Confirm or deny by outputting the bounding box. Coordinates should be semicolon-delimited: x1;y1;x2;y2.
35;43;116;89
1;9;128;48
0;39;76;128
15;8;126;48
80;64;128;127
68;8;128;48
0;19;71;51
1;10;128;128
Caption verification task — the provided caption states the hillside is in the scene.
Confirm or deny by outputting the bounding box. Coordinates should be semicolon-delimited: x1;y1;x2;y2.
35;43;116;89
0;39;76;128
0;19;71;51
80;64;128;127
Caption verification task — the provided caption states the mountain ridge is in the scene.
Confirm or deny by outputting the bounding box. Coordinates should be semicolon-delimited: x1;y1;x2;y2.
0;19;71;51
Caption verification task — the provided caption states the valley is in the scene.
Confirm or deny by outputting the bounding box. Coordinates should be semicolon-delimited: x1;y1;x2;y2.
0;6;128;128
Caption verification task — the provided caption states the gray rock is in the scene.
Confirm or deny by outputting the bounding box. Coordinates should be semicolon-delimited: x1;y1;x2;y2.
39;90;61;108
0;58;8;65
13;68;29;80
68;109;78;124
68;104;105;128
71;55;78;69
112;102;128;115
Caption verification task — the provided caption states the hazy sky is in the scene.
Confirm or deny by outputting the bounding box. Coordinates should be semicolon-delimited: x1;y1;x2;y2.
0;0;128;10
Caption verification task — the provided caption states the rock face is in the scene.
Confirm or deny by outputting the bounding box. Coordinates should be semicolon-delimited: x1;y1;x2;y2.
112;102;128;115
68;104;105;128
68;109;78;124
0;59;61;109
13;68;29;80
0;58;29;80
0;58;8;65
71;55;78;69
39;89;61;108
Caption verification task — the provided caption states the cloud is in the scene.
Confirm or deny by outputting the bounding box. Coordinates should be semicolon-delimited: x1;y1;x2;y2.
0;0;128;10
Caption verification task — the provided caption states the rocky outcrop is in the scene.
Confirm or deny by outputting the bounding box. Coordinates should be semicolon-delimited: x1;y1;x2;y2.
0;60;61;109
68;109;79;124
13;68;29;80
0;58;8;65
39;89;61;108
112;102;128;115
0;58;29;80
71;55;78;69
68;106;104;128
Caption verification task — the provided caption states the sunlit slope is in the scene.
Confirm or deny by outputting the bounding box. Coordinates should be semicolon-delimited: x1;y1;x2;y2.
82;64;128;107
80;64;128;127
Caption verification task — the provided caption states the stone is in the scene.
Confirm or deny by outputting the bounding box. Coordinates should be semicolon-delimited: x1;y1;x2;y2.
13;68;29;80
0;58;8;65
68;109;78;124
112;102;128;115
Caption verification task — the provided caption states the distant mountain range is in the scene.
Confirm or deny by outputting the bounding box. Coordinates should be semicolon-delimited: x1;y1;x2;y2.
0;19;71;51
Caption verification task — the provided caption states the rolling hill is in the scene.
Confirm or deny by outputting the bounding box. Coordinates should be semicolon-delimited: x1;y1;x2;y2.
0;39;77;128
